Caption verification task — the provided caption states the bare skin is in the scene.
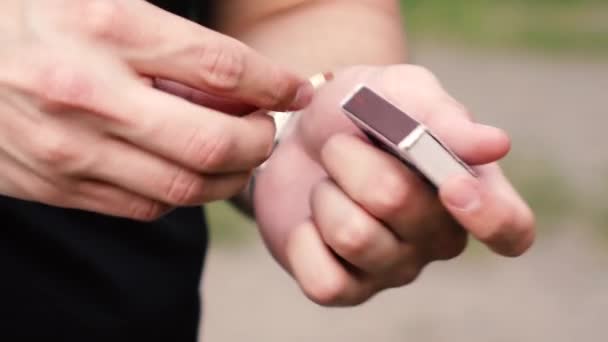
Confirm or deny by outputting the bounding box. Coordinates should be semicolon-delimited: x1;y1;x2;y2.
0;0;311;220
255;65;534;305
219;0;536;306
0;0;536;307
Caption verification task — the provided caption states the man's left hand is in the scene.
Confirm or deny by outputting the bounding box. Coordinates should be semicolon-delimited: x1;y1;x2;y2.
254;65;535;306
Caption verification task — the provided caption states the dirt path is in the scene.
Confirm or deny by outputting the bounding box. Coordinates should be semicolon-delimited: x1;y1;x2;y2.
201;46;608;341
202;231;608;342
413;44;608;192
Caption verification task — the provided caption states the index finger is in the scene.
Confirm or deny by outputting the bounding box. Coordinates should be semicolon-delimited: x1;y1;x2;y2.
107;82;277;174
76;0;313;111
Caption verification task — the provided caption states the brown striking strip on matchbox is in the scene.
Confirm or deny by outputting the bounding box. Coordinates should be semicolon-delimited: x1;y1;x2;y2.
342;86;419;145
341;85;475;187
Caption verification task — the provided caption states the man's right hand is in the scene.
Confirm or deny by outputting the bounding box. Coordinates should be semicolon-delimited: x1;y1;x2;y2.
0;0;311;220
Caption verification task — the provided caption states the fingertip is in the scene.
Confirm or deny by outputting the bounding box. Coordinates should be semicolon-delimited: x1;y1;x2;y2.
478;124;511;154
288;81;314;111
441;168;537;258
488;225;535;257
500;205;536;257
258;70;309;112
518;224;536;254
458;124;511;165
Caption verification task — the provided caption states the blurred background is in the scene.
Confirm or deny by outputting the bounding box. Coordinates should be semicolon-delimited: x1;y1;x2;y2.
202;1;608;341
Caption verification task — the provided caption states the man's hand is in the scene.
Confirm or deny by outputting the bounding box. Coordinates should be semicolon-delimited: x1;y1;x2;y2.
0;0;312;220
254;65;535;306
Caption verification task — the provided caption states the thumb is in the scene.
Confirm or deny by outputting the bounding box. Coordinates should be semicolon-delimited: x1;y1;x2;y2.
439;164;536;257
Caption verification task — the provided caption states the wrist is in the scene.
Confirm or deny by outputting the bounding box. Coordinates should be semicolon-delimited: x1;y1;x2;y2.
269;72;335;150
249;71;334;200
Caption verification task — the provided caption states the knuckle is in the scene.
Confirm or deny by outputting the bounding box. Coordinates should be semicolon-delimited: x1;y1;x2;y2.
164;169;206;205
196;41;245;92
303;274;350;307
31;131;82;172
34;61;94;107
38;183;68;206
392;265;421;287
78;0;124;43
398;65;438;83
186;128;232;171
128;200;166;222
366;173;412;217
380;65;441;113
434;232;468;260
332;217;374;258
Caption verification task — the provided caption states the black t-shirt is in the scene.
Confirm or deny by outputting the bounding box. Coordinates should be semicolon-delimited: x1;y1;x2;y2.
0;1;214;341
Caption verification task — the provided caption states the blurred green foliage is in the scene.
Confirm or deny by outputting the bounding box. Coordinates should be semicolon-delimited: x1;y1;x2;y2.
401;0;608;55
207;154;581;245
207;154;606;245
593;209;608;239
501;155;575;228
207;0;608;245
503;155;608;239
589;173;608;238
205;201;255;246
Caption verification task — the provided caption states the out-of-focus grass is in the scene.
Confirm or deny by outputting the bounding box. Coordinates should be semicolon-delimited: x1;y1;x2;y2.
206;154;583;246
502;155;608;241
402;0;608;56
467;155;566;256
591;207;608;240
207;0;608;245
465;154;606;256
205;201;255;246
501;154;576;228
589;173;608;239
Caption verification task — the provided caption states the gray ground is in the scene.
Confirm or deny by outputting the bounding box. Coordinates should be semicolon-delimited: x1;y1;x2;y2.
201;45;608;341
415;45;608;193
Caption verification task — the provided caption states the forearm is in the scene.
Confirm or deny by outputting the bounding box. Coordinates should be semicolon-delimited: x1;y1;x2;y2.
226;0;407;218
214;1;535;301
217;0;407;76
0;1;22;33
220;1;407;266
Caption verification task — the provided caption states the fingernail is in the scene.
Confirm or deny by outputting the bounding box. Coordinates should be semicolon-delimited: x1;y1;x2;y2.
443;176;481;212
290;82;314;110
